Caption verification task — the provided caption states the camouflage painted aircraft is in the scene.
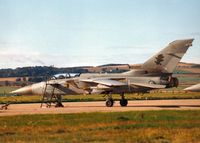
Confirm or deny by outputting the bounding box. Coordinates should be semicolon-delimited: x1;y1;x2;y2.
11;39;194;107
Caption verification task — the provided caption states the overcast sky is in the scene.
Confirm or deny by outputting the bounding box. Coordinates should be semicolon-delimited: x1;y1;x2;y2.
0;0;200;68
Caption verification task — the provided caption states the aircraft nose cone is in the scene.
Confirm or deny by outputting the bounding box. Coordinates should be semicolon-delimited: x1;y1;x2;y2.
11;85;33;95
184;83;200;92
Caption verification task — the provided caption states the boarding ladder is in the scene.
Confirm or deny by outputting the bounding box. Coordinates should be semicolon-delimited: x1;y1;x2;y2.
40;80;57;108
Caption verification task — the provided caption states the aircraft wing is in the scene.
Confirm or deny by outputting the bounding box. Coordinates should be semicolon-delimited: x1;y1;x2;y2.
46;80;86;94
131;82;166;89
80;79;126;86
49;78;165;90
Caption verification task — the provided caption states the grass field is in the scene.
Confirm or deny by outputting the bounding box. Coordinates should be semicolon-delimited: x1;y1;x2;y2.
0;92;200;104
0;110;200;143
0;85;200;104
0;86;18;94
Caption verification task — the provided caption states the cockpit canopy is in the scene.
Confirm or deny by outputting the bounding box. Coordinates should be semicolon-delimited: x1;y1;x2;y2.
51;73;81;79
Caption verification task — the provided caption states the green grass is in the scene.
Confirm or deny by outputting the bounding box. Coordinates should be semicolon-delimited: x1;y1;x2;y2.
178;76;200;83
0;92;200;104
0;86;18;94
61;92;200;102
0;110;200;143
174;69;193;74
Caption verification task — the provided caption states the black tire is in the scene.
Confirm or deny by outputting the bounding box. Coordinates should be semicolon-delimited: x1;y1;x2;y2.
120;99;128;107
106;99;114;107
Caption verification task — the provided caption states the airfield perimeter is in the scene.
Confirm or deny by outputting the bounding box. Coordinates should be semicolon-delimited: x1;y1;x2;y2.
1;99;200;116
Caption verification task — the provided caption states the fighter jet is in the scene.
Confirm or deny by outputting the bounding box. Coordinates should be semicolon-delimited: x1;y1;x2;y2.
184;83;200;92
11;39;194;107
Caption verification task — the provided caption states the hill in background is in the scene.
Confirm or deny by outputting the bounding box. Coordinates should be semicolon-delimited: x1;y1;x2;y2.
0;62;199;89
0;62;199;78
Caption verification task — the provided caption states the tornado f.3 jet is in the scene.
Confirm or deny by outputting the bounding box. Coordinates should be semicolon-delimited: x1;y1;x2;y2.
11;39;194;107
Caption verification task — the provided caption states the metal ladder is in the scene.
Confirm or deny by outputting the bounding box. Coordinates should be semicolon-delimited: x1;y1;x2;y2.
40;81;57;108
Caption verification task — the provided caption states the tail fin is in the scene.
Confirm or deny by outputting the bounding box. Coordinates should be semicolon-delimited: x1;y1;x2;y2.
142;39;194;73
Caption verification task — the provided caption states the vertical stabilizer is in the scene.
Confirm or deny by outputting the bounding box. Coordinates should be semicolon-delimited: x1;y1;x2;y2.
142;39;194;73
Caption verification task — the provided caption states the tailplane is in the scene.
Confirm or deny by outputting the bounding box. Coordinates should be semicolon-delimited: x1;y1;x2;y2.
142;39;194;73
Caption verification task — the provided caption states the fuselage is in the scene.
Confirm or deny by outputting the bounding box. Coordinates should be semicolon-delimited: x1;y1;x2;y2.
11;69;177;95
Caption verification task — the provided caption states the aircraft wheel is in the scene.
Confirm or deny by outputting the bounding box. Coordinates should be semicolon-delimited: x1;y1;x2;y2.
120;99;128;107
106;99;114;107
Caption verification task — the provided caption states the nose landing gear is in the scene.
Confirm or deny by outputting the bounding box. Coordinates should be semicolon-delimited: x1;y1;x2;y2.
104;92;114;107
41;82;64;108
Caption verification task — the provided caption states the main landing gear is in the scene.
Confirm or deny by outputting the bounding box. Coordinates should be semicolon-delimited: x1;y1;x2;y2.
119;92;128;107
104;92;128;107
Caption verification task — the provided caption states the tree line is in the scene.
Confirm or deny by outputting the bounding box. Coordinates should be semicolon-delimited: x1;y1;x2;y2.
0;66;89;78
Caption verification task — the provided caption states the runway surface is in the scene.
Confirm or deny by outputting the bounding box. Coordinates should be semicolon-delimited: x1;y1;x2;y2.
1;99;200;116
